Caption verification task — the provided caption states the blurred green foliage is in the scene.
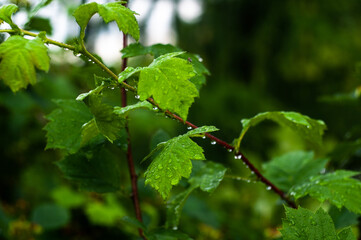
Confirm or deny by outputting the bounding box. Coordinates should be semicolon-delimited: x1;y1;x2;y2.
1;0;361;239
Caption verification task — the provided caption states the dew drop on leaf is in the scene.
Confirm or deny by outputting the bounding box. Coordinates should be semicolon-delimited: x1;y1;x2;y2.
135;95;140;99
187;126;192;130
153;107;158;110
266;186;272;190
211;141;216;145
228;149;233;152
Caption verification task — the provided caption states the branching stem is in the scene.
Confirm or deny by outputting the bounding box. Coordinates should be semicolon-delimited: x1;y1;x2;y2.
0;27;297;209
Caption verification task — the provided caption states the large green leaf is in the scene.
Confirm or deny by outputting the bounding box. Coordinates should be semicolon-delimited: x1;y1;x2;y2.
263;151;328;192
0;35;50;92
290;170;361;214
338;228;356;240
56;143;121;193
236;111;326;149
44;99;93;154
73;2;139;41
144;126;218;199
121;43;210;90
0;4;19;29
280;206;354;240
129;52;198;120
166;161;226;229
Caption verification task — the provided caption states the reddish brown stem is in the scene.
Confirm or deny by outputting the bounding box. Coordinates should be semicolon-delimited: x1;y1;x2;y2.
121;2;145;239
164;110;297;209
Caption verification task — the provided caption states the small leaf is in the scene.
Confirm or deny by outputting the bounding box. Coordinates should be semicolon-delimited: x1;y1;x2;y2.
138;52;198;120
31;204;70;230
76;82;106;101
29;0;53;18
73;2;139;41
185;126;219;137
44;99;93;153
56;143;121;193
189;161;227;192
281;206;338;240
0;4;19;29
24;17;53;34
237;111;327;150
338;227;356;240
113;101;153;116
144;126;217;199
290;170;361;214
263;151;328;192
146;228;193;240
0;35;50;92
118;66;142;82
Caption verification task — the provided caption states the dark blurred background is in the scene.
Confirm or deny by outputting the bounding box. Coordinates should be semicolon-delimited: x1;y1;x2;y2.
1;0;361;239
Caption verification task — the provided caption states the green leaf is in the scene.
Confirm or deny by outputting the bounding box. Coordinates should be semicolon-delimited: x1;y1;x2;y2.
189;161;226;192
166;161;226;229
24;17;53;34
144;126;217;199
290;170;361;214
56;143;121;193
118;66;142;82
0;4;19;29
87;96;125;143
73;2;139;41
329;206;359;230
0;35;50;92
44;99;93;153
121;43;210;90
281;206;338;240
29;0;53;18
121;216;147;230
113;101;153;116
31;204;70;230
338;227;356;240
263;151;328;192
237;111;327;150
137;52;198;120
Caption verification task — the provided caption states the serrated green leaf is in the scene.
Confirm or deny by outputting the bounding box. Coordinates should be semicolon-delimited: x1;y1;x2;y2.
121;43;209;90
76;82;106;101
44;99;93;153
237;111;327;150
0;4;19;29
281;206;338;240
189;161;227;192
338;227;356;240
118;66;142;82
73;2;139;41
290;170;361;214
0;35;50;92
263;151;328;192
185;126;219;137
87;96;125;143
138;52;198;120
166;161;226;229
144;126;217;199
80;118;101;146
56;143;121;193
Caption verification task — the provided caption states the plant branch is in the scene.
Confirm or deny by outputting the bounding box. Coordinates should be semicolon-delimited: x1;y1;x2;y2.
119;1;145;239
1;27;297;209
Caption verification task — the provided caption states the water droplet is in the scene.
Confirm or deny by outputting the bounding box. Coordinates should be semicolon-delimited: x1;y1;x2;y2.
315;180;320;184
202;136;206;139
198;57;203;62
75;53;81;57
158;164;163;170
290;191;295;196
187;126;192;130
153;107;158;110
250;171;255;175
135;95;140;99
266;186;272;191
228;149;233;152
246;179;251;183
172;226;178;230
211;141;216;145
110;87;115;90
234;154;242;160
125;88;128;92
88;59;92;62
320;168;326;174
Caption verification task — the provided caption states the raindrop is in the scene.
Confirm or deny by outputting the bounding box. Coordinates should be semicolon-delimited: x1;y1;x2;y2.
75;53;81;57
153;107;158;110
198;57;203;62
266;186;272;191
135;95;140;99
172;226;178;230
250;171;255;175
125;88;129;92
234;155;242;160
246;179;251;183
187;126;192;130
88;59;92;62
290;192;295;196
202;136;206;139
228;149;233;152
157;164;163;170
110;87;115;90
211;141;216;145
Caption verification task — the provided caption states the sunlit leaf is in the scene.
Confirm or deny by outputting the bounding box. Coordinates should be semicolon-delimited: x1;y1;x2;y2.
0;4;19;29
0;35;50;92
